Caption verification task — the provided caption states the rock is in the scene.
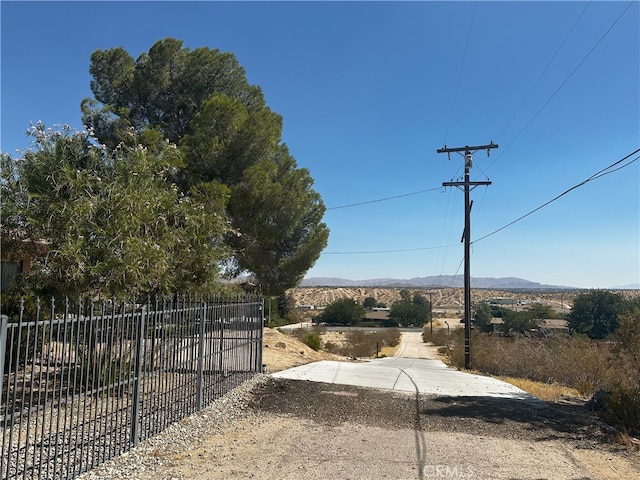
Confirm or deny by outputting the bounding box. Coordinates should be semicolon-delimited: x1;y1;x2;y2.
275;341;287;349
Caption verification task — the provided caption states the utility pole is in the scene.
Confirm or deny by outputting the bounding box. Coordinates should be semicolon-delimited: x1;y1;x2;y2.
437;142;497;369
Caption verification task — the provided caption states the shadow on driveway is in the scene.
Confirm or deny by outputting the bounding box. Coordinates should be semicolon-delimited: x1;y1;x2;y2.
251;377;625;451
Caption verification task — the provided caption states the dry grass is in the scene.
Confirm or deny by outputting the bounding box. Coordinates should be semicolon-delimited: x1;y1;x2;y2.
262;328;347;373
496;375;584;401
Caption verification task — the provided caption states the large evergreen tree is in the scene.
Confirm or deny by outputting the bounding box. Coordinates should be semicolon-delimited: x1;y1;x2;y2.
81;38;328;295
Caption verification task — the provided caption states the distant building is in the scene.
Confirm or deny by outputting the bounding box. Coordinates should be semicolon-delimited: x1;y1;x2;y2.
487;297;519;306
364;310;391;322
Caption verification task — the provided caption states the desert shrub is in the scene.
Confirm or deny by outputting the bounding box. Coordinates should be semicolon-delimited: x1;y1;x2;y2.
445;331;473;369
312;324;327;335
423;326;459;347
302;332;322;351
449;333;631;397
344;329;376;357
544;337;618;395
289;327;313;342
602;385;640;437
377;328;401;348
339;328;400;358
324;341;339;353
613;308;640;387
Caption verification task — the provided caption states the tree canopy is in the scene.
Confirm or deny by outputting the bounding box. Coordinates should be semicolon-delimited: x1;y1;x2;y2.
3;38;328;298
474;303;493;333
363;297;378;309
568;290;624;339
82;38;266;148
2;124;229;297
388;293;430;327
319;298;365;326
80;38;328;296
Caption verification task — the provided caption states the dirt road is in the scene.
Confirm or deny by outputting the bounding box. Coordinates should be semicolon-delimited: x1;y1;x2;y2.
393;330;444;359
79;333;640;480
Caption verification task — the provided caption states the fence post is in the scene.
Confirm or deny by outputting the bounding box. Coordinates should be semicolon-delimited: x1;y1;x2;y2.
196;301;206;411
258;298;264;373
131;302;146;447
0;314;7;402
218;304;225;374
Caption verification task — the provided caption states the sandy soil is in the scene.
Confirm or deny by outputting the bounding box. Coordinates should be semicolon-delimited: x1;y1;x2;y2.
262;328;349;373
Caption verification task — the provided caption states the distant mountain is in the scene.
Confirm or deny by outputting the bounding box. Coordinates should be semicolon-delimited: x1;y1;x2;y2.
300;275;573;290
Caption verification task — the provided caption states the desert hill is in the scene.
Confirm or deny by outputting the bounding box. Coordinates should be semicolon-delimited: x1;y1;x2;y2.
287;286;579;310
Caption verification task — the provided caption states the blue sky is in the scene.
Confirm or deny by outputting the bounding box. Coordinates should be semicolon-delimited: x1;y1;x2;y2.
1;1;639;289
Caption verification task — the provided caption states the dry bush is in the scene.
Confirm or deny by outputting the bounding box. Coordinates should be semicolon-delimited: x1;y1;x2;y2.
312;324;327;335
343;329;376;358
340;328;401;358
543;337;619;395
447;333;635;397
423;326;462;347
603;386;640;437
376;328;401;348
324;341;339;354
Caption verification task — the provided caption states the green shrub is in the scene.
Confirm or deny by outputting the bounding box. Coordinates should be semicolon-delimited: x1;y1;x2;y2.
302;332;322;351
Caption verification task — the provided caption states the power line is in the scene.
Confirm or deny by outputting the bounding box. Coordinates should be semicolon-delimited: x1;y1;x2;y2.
322;243;460;255
321;148;639;256
326;186;444;210
443;1;477;144
435;186;460;277
327;2;633;216
487;0;635;170
495;1;591;141
474;148;640;244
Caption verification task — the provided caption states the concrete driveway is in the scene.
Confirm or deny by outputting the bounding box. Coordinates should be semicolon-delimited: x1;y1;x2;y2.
272;331;537;400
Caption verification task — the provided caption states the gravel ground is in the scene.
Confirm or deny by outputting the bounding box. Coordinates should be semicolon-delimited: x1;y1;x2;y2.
76;374;640;480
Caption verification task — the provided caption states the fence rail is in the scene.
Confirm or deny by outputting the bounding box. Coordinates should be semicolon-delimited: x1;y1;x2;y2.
1;294;263;480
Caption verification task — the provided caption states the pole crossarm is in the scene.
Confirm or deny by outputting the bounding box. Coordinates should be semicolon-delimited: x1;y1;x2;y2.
437;142;498;156
442;180;492;188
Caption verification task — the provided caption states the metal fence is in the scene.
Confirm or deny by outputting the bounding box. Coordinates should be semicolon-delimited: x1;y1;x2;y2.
1;294;264;480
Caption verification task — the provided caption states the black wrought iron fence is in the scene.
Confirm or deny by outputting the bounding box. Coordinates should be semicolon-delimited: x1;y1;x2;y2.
1;294;264;480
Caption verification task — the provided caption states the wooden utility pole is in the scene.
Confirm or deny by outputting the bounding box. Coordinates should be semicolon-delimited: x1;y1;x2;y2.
437;142;497;369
